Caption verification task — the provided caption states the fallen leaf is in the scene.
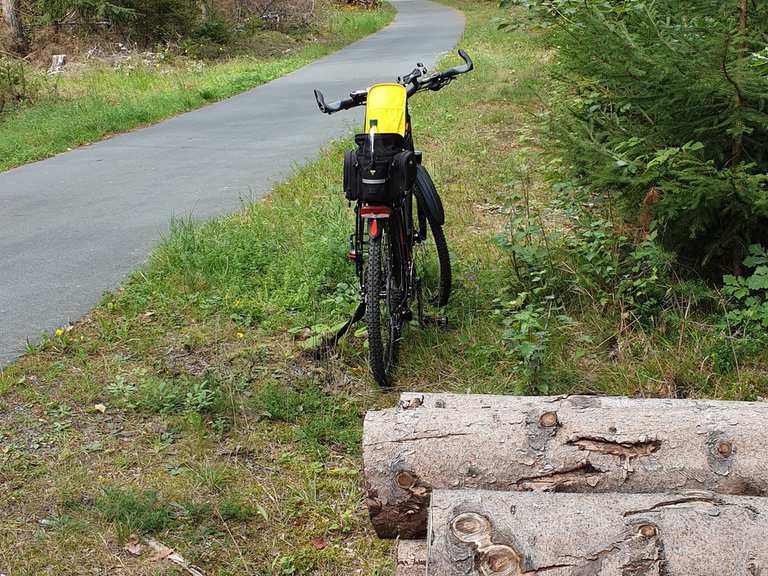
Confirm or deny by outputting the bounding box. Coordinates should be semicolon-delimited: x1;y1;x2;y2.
124;535;143;556
310;537;327;550
94;403;107;414
145;538;205;575
148;540;174;562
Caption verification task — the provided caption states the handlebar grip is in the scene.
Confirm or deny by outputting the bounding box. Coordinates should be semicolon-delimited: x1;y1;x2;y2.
458;49;474;72
314;89;357;114
314;89;329;113
442;49;473;78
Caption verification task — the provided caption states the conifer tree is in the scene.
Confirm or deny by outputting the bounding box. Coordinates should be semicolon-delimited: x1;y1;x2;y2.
533;0;768;275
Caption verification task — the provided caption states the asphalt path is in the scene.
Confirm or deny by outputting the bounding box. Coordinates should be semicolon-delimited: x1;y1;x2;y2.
0;0;464;366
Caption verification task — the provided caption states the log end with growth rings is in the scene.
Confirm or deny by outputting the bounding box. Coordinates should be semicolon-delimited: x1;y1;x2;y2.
539;411;558;428
451;512;523;576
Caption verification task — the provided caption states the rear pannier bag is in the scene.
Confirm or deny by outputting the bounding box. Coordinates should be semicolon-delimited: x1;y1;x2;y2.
343;149;359;201
353;133;415;204
390;150;417;196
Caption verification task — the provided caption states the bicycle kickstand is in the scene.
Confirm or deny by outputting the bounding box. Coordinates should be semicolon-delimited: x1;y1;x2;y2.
310;300;366;358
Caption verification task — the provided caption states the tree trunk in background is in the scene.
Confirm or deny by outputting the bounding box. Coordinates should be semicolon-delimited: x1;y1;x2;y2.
732;0;749;164
2;0;27;53
427;489;768;576
739;0;748;37
364;392;768;538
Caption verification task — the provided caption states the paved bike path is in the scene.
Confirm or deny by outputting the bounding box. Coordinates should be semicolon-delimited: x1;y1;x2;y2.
0;0;464;365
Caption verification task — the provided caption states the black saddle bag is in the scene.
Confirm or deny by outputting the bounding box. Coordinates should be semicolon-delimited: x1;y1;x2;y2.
351;133;416;204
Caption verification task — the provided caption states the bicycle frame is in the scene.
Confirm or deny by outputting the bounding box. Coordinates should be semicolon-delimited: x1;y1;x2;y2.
351;111;422;316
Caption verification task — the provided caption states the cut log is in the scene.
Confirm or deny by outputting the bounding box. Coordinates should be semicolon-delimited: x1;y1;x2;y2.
363;393;768;538
427;489;768;575
396;540;426;576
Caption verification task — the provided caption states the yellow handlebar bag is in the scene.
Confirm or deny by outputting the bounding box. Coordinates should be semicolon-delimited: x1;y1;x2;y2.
365;83;407;136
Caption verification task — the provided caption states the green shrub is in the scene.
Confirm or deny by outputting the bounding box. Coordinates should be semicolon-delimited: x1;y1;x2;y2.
192;19;232;44
523;0;768;275
722;244;768;334
495;171;675;388
565;217;672;322
34;0;136;27
0;58;37;113
119;0;200;45
36;0;201;44
105;371;223;416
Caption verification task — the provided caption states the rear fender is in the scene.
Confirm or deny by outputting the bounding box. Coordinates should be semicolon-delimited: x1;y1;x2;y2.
414;165;445;226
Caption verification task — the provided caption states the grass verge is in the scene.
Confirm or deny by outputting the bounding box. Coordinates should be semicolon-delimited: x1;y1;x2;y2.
2;0;765;574
0;5;394;173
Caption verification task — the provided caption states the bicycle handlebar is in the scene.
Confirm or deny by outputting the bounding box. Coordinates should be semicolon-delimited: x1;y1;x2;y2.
314;49;473;115
313;89;366;114
426;49;473;84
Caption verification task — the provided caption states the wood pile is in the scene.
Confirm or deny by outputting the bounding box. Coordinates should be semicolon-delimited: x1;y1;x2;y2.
361;392;768;575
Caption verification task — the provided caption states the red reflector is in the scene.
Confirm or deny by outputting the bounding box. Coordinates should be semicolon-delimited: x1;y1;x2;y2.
361;205;392;218
370;219;379;238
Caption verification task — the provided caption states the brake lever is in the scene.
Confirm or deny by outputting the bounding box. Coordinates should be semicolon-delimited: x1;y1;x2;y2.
429;77;452;91
400;63;429;86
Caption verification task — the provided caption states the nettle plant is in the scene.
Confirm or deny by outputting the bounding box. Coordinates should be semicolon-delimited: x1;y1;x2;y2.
722;244;768;334
495;174;673;389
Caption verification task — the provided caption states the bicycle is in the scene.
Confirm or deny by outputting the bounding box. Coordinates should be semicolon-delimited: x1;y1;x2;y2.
313;50;474;387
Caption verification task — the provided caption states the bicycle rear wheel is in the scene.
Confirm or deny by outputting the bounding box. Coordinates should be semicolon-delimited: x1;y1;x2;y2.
365;224;401;388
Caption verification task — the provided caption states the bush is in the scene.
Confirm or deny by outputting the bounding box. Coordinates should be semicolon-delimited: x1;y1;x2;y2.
494;166;676;389
0;58;38;114
722;244;768;335
238;0;318;32
34;0;136;28
524;0;768;276
32;0;199;44
116;0;200;45
191;18;232;44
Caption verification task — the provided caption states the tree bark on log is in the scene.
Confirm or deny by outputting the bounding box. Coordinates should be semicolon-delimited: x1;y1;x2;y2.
363;393;768;538
427;489;768;575
1;0;27;53
396;540;427;576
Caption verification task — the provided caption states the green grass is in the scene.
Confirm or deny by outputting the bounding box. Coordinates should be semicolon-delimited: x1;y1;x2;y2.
95;487;176;542
0;5;394;172
1;1;765;574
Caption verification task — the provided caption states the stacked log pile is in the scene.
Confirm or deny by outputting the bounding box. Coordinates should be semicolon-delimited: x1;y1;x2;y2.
362;392;768;575
428;490;768;575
